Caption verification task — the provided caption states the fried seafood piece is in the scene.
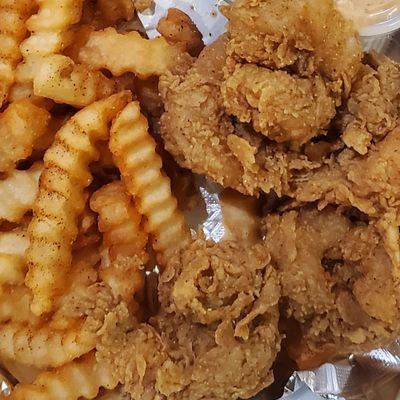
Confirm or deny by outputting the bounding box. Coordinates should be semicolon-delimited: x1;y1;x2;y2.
293;126;400;219
97;239;281;400
160;36;321;196
263;207;400;369
220;0;362;144
157;8;204;57
223;0;362;85
222;63;336;144
339;54;400;155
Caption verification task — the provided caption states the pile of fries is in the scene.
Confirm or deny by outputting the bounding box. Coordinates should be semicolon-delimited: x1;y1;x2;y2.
0;0;195;398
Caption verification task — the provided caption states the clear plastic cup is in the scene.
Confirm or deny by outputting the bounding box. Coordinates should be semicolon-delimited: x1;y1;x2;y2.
336;1;400;52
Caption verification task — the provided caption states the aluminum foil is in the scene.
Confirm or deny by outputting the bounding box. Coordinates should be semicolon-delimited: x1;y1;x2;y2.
0;368;12;398
137;2;400;400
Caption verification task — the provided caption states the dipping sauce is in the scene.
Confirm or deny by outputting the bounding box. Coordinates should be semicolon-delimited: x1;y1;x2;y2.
336;0;400;30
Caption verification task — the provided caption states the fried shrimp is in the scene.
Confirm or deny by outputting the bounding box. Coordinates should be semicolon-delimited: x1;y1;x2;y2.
263;207;400;369
160;37;321;196
97;238;281;400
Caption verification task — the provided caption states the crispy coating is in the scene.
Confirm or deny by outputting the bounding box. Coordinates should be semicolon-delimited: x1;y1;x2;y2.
293;126;400;219
160;37;321;196
339;54;400;154
263;207;400;368
97;239;281;400
223;0;362;86
157;8;204;57
220;0;362;143
222;63;336;143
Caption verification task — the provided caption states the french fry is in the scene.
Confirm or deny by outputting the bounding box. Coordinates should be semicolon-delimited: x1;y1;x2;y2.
109;102;191;260
10;352;118;400
0;229;29;288
14;0;83;102
0;162;43;223
25;92;131;316
0;100;50;171
77;28;181;79
0;286;38;326
90;181;147;307
33;55;116;108
0;0;35;106
0;321;95;368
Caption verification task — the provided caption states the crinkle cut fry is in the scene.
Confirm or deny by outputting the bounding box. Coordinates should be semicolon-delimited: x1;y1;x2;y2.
25;92;131;316
15;0;116;109
13;0;83;101
0;0;35;106
77;27;181;79
10;352;118;399
0;286;39;325
0;162;43;223
0;321;95;368
33;54;116;108
90;181;147;305
0;229;29;289
109;101;191;260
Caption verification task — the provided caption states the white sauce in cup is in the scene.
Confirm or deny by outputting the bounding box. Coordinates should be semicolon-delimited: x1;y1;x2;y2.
336;0;400;30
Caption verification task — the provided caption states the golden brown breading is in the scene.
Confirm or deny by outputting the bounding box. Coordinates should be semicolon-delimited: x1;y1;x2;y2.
263;207;400;369
157;8;204;57
222;63;336;143
340;54;400;154
220;0;363;143
293;126;400;220
160;0;363;195
223;0;362;86
97;238;281;400
160;37;322;196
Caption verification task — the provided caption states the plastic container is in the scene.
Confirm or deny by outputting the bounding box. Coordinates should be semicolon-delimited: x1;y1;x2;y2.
336;0;400;52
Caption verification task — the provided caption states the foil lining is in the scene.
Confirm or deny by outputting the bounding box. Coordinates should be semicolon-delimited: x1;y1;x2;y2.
0;368;12;398
136;1;400;399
